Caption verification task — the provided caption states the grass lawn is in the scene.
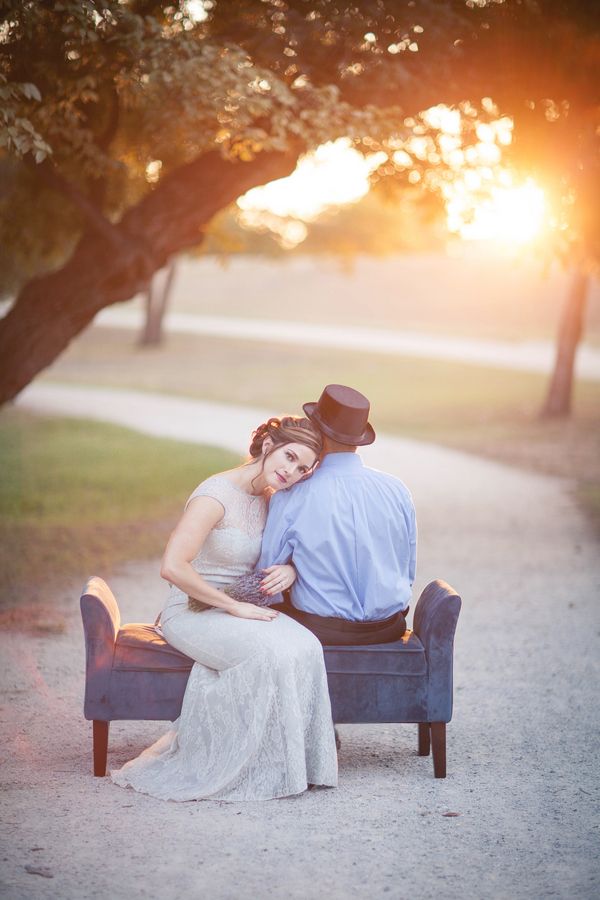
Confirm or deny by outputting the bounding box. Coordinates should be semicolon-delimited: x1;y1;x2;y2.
44;325;600;535
0;408;238;628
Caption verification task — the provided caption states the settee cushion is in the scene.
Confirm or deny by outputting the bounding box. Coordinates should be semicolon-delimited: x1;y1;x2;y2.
324;630;426;676
113;624;426;676
113;624;194;672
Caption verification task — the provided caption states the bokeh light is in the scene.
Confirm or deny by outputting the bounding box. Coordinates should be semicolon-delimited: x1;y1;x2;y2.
237;107;548;248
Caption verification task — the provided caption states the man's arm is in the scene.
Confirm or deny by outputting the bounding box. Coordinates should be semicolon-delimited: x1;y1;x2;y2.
409;501;417;585
257;489;296;569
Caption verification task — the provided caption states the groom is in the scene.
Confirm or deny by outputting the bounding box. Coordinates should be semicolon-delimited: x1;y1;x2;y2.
259;384;417;645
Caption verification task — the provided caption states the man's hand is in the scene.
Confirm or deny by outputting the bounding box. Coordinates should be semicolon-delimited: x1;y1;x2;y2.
260;564;297;597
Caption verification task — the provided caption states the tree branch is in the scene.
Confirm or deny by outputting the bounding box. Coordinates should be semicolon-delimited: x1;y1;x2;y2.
0;146;302;405
28;159;124;252
28;157;156;281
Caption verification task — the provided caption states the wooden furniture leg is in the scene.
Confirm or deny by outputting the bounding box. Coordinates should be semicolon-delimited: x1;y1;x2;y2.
430;722;446;778
418;723;431;756
93;720;109;777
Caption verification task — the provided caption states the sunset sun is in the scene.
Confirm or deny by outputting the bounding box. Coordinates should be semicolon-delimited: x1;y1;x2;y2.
446;178;547;243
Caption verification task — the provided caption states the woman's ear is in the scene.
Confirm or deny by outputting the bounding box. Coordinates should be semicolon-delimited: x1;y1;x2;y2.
262;436;273;455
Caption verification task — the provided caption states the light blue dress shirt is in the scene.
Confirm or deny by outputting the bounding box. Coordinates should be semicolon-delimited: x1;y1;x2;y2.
258;452;417;621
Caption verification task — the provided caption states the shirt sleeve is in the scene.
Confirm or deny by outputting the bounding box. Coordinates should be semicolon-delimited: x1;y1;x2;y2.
408;498;417;586
258;488;297;568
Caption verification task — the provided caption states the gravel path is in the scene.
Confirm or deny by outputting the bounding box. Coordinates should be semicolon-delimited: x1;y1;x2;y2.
2;384;599;899
94;306;600;380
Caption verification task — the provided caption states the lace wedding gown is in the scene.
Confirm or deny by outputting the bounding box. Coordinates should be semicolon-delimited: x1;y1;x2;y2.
110;475;338;801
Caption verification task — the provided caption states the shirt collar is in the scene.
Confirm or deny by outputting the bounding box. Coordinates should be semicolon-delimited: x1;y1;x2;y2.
318;452;363;471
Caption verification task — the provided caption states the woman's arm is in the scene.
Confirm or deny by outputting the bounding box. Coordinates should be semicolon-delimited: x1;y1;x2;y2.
161;497;278;621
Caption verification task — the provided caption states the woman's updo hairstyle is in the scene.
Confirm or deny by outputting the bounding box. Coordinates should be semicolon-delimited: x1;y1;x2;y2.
249;416;322;466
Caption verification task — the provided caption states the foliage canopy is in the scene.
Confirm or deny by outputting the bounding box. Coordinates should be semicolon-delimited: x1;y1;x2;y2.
0;0;598;409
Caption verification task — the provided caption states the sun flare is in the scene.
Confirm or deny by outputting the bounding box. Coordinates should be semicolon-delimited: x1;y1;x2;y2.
237;110;547;249
446;178;547;243
238;139;385;220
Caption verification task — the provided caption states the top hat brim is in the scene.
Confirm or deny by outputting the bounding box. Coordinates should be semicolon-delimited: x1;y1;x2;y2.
303;402;376;446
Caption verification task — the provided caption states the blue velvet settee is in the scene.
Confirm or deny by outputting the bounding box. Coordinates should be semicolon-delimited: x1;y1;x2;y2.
80;577;461;779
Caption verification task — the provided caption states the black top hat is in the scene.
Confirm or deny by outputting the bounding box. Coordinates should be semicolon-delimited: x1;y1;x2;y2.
303;384;376;446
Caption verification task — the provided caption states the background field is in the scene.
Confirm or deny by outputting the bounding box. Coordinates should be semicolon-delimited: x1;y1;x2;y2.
152;254;600;342
6;252;599;621
0;409;236;624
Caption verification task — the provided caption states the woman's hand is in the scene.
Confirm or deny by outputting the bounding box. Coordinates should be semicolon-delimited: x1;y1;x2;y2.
228;601;279;621
260;564;297;597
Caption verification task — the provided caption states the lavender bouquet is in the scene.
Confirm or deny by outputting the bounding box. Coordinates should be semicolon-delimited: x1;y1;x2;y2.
222;570;278;607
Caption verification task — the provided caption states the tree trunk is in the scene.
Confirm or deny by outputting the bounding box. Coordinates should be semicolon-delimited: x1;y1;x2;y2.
0;149;299;406
540;267;589;419
139;258;177;347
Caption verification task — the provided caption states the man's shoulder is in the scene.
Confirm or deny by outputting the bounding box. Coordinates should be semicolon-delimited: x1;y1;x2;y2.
269;473;319;510
362;465;414;501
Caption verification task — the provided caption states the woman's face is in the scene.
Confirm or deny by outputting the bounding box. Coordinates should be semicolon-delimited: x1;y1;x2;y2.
262;440;317;491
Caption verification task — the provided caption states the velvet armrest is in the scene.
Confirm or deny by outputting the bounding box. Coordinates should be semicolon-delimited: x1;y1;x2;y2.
80;576;121;719
412;580;462;722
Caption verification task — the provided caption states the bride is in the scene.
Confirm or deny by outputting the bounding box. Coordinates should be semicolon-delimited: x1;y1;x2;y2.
110;415;338;801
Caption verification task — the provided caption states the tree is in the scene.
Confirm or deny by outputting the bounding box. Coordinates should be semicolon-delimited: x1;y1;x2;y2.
467;1;600;419
0;1;598;412
139;258;177;346
0;0;479;403
367;0;600;417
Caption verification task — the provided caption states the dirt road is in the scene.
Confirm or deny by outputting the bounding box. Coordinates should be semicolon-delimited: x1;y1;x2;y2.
2;384;599;899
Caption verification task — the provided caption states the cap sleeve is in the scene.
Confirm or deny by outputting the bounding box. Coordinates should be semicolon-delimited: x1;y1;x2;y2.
184;475;233;514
